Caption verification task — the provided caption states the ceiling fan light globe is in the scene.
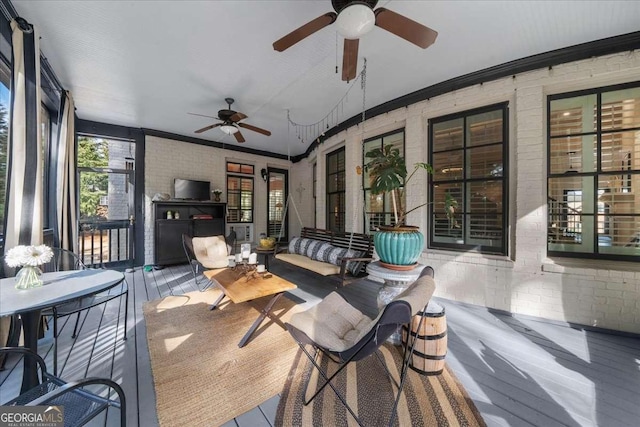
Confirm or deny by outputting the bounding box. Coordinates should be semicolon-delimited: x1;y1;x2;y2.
220;124;239;135
336;3;375;39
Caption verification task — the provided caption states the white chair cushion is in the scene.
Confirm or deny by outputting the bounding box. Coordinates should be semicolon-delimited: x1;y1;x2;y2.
288;292;375;352
192;236;229;269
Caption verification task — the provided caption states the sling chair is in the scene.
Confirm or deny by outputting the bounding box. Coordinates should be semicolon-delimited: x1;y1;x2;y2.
285;266;436;427
0;347;126;426
182;234;233;290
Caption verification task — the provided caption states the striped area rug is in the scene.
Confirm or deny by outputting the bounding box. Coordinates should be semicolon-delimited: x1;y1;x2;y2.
276;344;486;427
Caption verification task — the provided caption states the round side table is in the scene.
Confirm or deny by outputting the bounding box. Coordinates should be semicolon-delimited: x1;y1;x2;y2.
254;247;274;271
366;261;425;345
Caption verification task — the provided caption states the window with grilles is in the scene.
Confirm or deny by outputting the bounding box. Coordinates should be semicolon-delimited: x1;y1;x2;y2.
547;82;640;260
362;129;405;233
428;103;508;254
227;162;254;223
326;147;346;232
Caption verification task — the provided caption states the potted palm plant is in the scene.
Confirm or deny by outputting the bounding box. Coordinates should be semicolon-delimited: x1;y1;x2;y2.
364;145;457;269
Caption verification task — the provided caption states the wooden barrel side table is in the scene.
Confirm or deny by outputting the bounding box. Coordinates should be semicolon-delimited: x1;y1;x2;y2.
402;301;447;375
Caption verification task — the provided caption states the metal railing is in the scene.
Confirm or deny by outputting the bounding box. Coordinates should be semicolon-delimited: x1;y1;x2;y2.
78;219;131;267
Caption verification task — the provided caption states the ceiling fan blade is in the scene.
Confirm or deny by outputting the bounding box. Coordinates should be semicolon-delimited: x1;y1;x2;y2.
234;130;246;143
238;122;272;136
194;123;222;134
342;38;359;82
374;8;438;49
229;112;248;122
188;112;219;120
273;12;337;52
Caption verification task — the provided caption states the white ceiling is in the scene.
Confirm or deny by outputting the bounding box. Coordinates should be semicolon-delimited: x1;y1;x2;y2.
12;0;640;157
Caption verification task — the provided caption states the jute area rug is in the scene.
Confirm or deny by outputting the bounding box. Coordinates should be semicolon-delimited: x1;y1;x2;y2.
276;344;486;427
143;288;302;427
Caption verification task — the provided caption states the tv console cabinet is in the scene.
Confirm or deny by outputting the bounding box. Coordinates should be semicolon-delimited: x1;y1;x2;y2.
153;200;226;266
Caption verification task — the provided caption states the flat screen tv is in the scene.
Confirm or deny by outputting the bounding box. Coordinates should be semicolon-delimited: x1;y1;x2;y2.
174;178;210;201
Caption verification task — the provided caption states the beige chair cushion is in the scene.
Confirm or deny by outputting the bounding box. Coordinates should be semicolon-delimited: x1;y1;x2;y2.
288;273;436;353
192;236;229;269
288;292;375;352
363;274;436;329
393;275;436;315
275;253;340;276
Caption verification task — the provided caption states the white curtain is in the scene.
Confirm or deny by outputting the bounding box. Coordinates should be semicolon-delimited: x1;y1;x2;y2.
4;17;42;250
53;90;77;251
0;17;42;361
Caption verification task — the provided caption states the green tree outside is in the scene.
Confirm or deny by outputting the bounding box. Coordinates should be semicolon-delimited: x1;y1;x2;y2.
78;137;109;220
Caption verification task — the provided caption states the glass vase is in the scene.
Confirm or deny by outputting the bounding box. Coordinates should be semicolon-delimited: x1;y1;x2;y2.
15;265;44;290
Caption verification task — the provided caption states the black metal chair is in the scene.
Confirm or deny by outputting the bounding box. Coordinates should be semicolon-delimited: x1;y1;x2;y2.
285;267;436;427
182;234;205;289
0;347;126;426
41;248;128;375
225;229;237;255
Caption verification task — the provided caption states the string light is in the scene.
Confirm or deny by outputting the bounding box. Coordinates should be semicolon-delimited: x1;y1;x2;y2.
288;59;367;146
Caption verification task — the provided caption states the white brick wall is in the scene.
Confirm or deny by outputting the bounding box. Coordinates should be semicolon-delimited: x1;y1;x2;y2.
289;159;315;238
107;141;132;260
302;50;640;333
144;135;291;265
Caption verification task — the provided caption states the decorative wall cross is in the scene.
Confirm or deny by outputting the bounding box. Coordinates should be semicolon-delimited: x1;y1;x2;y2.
296;182;306;201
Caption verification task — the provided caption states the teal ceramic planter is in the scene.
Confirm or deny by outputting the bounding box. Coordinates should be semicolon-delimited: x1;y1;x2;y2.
374;225;424;267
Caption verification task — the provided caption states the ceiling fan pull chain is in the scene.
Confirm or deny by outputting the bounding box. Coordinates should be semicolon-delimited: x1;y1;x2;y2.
335;31;339;74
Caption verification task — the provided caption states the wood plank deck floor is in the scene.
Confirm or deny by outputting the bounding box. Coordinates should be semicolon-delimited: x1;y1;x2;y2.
1;259;639;426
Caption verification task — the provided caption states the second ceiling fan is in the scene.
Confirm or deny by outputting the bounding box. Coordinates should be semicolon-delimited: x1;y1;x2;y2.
273;0;438;81
192;98;271;143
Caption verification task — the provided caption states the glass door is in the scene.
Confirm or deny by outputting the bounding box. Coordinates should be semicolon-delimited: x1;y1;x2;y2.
267;168;288;242
78;136;135;268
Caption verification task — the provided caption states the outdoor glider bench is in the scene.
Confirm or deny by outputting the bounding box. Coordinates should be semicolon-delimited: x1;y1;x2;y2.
274;227;373;286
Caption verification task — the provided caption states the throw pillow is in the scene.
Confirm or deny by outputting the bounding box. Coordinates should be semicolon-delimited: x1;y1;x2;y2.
305;239;323;260
288;237;301;254
298;238;313;255
313;242;334;263
325;246;348;266
345;250;365;275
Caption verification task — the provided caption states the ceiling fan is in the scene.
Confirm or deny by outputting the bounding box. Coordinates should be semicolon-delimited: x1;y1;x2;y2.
191;98;271;143
273;0;438;81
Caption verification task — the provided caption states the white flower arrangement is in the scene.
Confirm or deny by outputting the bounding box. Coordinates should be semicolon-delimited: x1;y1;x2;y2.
5;245;54;268
212;188;223;195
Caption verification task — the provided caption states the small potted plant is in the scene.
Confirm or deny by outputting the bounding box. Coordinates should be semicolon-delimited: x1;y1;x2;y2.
363;145;456;269
212;188;223;202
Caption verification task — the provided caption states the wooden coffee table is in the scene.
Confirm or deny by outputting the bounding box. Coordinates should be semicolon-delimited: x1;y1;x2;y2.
203;268;297;347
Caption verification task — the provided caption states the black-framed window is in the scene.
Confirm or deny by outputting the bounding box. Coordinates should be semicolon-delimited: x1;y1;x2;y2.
227;161;254;223
429;103;508;254
362;129;404;232
547;81;640;260
326;147;345;232
227;162;254;175
312;162;317;228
